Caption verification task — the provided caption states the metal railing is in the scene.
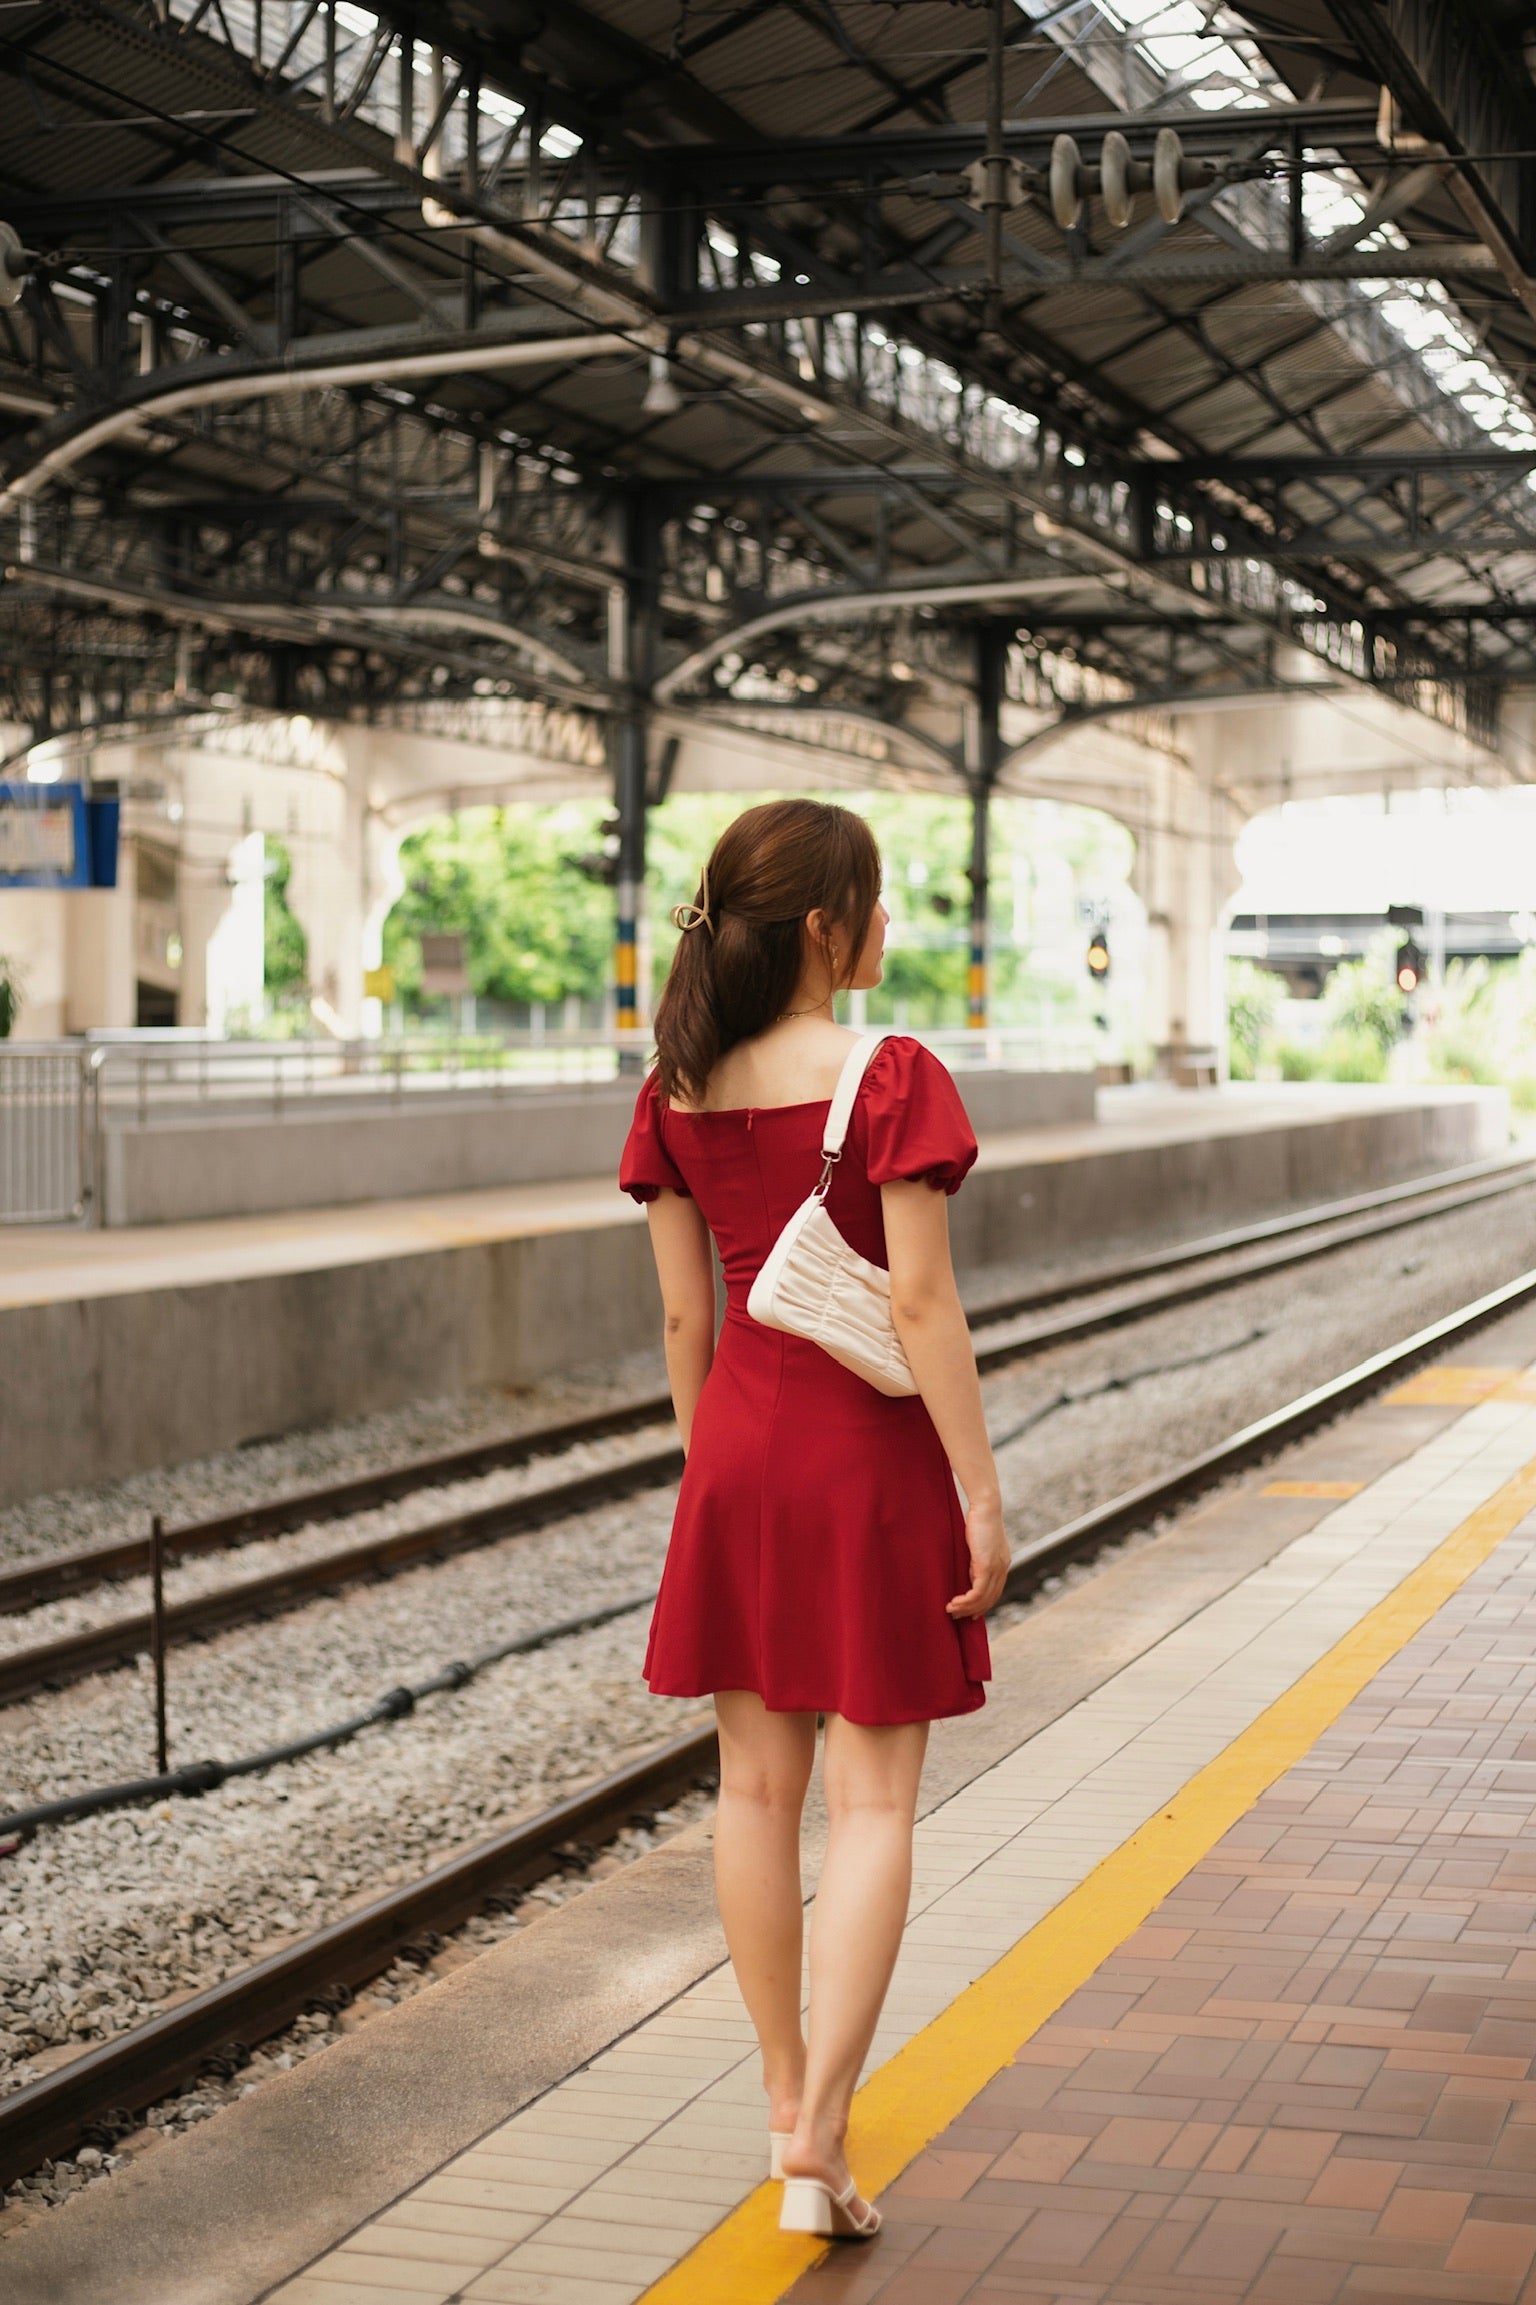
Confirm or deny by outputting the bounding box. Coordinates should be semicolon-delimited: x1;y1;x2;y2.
0;1024;1100;1223
95;1032;623;1124
80;1024;1099;1123
0;1045;101;1224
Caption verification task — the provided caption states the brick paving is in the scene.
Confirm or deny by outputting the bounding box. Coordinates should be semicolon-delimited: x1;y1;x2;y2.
789;1522;1536;2305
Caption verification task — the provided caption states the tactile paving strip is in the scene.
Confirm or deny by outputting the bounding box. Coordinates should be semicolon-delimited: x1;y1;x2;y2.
824;1517;1536;2304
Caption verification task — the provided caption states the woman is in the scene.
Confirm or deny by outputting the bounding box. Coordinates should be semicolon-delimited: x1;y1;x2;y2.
620;798;1008;2241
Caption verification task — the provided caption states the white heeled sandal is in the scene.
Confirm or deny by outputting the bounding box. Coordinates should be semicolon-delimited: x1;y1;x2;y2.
779;2173;881;2239
769;2129;793;2181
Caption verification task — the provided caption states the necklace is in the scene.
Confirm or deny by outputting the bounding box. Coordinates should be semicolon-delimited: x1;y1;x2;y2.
776;1005;829;1021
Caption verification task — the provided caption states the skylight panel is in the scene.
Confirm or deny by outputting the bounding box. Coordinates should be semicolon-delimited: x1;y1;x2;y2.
1011;0;1536;464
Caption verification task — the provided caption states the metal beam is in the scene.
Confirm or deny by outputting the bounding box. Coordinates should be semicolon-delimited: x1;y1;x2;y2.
1167;450;1536;483
1139;447;1536;562
966;622;1007;1030
0;328;634;511
648;102;1386;186
653;576;1105;705
664;245;1498;327
1328;0;1536;276
0;0;1526;759
3;172;411;234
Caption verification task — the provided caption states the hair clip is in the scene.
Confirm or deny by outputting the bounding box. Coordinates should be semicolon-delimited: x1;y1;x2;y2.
671;861;715;935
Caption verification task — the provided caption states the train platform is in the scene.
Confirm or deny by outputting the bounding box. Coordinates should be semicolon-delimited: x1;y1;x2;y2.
10;1297;1536;2305
0;1079;1506;1505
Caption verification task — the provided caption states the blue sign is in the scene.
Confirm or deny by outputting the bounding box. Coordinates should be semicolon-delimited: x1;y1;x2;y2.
0;784;119;888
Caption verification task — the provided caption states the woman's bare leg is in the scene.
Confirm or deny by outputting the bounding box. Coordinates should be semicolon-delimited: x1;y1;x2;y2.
713;1690;818;2135
782;1715;929;2202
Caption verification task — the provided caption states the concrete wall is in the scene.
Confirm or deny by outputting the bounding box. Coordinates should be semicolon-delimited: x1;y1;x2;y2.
1;1218;664;1506
953;1068;1093;1136
948;1084;1508;1269
0;1084;1504;1505
99;1069;1097;1226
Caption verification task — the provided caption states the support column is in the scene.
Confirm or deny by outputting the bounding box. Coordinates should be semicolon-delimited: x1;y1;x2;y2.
267;737;362;1035
1131;736;1244;1083
65;858;135;1032
613;713;645;1038
965;623;1007;1030
609;496;660;1056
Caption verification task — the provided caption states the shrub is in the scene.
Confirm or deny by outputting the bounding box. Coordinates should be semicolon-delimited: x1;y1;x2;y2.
0;953;24;1039
1319;1026;1388;1083
1321;946;1403;1055
1227;958;1282;1080
1277;1042;1318;1081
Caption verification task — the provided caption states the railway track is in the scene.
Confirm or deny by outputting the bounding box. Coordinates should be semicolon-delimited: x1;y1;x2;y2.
2;1148;1534;1710
4;1261;1536;2187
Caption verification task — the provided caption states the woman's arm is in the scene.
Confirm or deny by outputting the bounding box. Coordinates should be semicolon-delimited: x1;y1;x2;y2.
645;1189;716;1450
882;1179;1008;1619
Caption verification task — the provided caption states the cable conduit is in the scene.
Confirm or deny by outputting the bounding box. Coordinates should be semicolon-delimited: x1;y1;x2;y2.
0;1588;657;1841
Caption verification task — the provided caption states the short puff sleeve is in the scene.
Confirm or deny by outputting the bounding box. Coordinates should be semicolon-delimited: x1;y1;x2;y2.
619;1072;691;1202
855;1037;978;1196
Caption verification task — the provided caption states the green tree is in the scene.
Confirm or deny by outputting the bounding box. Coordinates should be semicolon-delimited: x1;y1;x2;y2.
1226;958;1282;1080
1425;952;1536;1106
379;789;1139;1031
862;793;981;1025
647;789;1133;1027
384;805;613;1010
1321;938;1404;1055
263;839;308;998
0;951;24;1039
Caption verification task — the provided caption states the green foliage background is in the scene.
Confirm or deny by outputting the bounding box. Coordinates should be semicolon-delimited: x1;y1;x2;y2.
377;791;1134;1028
0;951;23;1040
381;804;613;1007
1226;959;1280;1080
263;839;309;998
1227;937;1536;1107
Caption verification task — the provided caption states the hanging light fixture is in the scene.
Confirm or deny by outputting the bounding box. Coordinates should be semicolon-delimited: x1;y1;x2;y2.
642;353;682;416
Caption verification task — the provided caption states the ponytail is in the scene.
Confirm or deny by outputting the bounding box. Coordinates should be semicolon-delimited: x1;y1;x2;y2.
652;799;881;1105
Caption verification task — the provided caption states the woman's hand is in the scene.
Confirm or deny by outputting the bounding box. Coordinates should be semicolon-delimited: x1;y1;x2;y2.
947;1494;1010;1619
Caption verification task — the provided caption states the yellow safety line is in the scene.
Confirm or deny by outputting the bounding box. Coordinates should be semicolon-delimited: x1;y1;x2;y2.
1261;1479;1364;1499
641;1447;1536;2305
1384;1366;1521;1406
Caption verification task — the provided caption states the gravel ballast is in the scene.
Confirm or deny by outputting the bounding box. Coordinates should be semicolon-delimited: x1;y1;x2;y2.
0;1421;678;1665
0;1349;670;1579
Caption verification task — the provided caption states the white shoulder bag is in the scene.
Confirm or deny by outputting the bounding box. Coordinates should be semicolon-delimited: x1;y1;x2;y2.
746;1033;918;1398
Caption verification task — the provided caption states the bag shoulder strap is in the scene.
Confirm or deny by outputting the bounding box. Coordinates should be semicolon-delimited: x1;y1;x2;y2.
822;1031;891;1160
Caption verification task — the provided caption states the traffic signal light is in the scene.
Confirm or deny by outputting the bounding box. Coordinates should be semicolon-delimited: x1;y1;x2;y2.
1086;929;1110;981
1396;936;1422;995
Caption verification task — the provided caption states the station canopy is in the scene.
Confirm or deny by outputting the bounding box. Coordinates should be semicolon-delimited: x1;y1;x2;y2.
3;0;1536;784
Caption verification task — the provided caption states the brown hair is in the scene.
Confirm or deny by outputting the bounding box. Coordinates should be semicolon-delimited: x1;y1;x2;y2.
652;799;882;1105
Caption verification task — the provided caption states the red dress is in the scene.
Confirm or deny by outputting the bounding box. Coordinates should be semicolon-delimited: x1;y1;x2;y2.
620;1036;990;1726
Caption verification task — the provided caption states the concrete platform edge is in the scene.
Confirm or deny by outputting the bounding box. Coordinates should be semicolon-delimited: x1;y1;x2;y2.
0;1089;1505;1504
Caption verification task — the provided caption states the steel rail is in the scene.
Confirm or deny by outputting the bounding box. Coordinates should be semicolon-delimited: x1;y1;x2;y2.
4;1263;1535;2188
995;1266;1536;1589
0;1450;684;1707
5;1148;1532;1625
3;1152;1535;1708
0;1728;721;2186
970;1147;1536;1322
971;1151;1536;1366
0;1396;682;1616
